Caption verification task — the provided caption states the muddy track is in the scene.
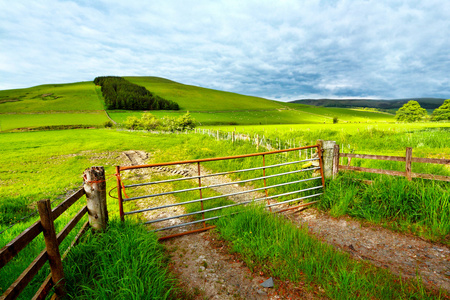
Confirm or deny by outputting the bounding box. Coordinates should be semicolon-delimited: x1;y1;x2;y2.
121;150;450;297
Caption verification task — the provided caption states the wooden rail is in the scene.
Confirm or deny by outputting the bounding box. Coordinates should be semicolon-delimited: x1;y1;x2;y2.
333;146;450;182
0;188;88;300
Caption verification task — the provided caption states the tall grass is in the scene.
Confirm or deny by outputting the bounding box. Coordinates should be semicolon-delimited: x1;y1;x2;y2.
215;205;446;299
64;220;174;300
319;173;450;243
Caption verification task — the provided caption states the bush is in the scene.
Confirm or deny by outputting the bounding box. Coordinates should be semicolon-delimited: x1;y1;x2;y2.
103;121;114;128
124;116;142;130
123;112;196;132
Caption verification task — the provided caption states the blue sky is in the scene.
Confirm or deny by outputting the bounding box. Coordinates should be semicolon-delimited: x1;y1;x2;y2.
1;0;449;101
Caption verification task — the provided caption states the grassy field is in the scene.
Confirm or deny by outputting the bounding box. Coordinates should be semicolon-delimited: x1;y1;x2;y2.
0;81;108;132
108;105;395;126
0;77;396;131
0;111;110;131
0;82;103;113
1;128;448;298
208;122;450;155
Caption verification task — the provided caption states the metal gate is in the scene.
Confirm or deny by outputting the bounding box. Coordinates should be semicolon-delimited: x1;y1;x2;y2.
115;145;325;240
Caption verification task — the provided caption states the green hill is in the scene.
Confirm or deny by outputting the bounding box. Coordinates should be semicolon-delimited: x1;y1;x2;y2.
124;76;287;111
0;77;397;131
0;81;109;131
0;81;104;113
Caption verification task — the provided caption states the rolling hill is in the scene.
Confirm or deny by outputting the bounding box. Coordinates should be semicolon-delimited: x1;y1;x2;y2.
0;77;396;131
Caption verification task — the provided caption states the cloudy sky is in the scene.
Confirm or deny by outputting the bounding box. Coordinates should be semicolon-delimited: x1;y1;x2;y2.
1;0;449;101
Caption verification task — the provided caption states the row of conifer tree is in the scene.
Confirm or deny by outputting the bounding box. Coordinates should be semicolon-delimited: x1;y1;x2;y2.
94;76;179;110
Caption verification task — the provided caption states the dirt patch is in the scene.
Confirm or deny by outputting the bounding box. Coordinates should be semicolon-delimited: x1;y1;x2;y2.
283;209;450;292
120;150;450;297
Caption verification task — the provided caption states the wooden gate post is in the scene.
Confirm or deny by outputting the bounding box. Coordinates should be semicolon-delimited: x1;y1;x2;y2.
332;144;340;178
83;166;108;231
37;199;66;298
317;140;337;179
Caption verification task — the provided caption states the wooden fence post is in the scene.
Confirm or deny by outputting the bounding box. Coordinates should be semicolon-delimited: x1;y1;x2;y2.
83;166;108;230
332;144;340;178
317;140;337;179
405;147;413;181
37;199;66;298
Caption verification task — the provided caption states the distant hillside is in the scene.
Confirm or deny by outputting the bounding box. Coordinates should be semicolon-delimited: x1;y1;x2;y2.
0;77;397;131
291;98;446;109
125;76;287;111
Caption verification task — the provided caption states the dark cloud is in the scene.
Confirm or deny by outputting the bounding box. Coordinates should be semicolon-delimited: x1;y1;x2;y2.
0;0;449;100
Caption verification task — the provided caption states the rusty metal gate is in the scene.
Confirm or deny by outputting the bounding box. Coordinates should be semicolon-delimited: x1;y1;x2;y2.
115;145;325;240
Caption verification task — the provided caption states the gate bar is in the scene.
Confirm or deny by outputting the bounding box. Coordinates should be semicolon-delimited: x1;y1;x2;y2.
124;177;321;215
119;145;320;171
123;167;320;202
152;193;322;233
142;185;324;223
124;158;319;188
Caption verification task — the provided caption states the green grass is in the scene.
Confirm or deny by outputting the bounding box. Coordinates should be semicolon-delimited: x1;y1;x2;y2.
64;220;174;300
125;76;287;111
0;82;103;113
0;77;396;131
0;81;108;131
1;127;448;298
215;205;446;299
109;103;395;126
208;123;450;156
0;112;110;132
319;174;450;244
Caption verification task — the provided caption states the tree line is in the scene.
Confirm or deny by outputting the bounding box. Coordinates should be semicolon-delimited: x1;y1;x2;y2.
94;76;179;110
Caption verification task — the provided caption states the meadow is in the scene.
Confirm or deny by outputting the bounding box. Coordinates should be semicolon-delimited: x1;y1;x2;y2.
0;82;108;132
1;127;449;298
0;82;103;113
0;111;109;131
108;104;395;126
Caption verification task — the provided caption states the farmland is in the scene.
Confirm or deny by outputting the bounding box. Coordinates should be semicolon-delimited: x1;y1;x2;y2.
1;77;397;132
0;77;449;299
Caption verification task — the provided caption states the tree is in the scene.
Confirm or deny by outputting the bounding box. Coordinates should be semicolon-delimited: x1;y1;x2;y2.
431;99;450;121
395;100;427;122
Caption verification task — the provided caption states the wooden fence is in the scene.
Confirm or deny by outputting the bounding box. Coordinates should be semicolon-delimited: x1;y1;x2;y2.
0;167;107;300
333;145;450;182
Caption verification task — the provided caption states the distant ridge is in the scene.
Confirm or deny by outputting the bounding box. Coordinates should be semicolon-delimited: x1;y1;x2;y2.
290;98;446;109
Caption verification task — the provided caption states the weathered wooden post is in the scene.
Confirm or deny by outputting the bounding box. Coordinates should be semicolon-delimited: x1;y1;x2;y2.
317;140;337;179
405;147;413;181
37;199;66;298
83;166;108;231
332;144;340;178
